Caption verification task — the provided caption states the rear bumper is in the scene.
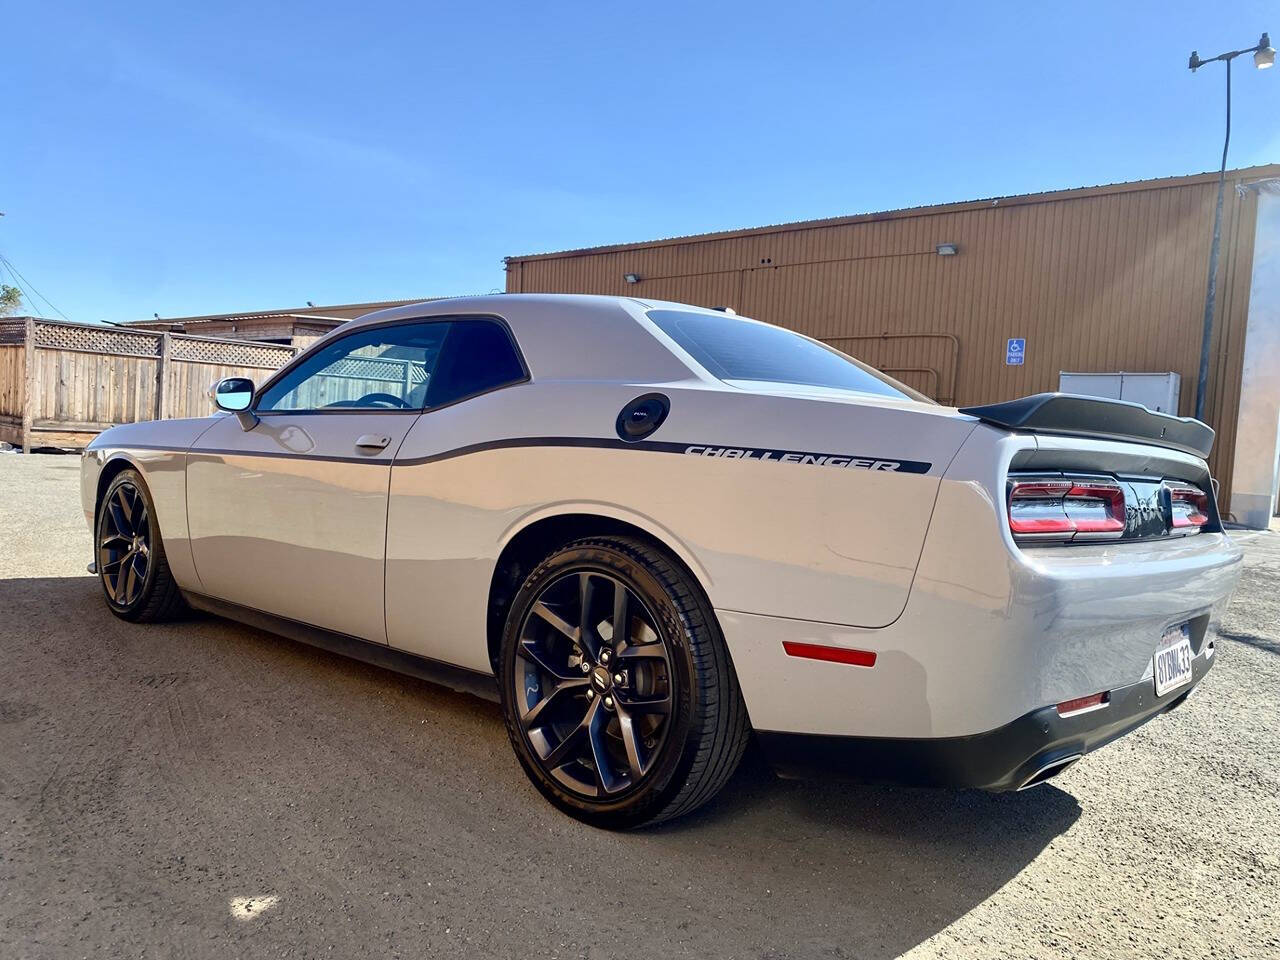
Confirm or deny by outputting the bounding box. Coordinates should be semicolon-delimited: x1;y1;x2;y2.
757;639;1215;791
720;530;1241;740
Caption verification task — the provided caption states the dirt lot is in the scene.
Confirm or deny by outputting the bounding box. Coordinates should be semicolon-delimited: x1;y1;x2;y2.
1;453;1277;959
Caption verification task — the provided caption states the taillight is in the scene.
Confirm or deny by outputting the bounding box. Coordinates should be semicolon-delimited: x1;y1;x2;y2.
1165;482;1209;531
1008;478;1126;542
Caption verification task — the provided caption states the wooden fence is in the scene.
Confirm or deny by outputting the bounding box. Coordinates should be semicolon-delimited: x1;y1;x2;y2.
284;353;429;409
0;318;299;452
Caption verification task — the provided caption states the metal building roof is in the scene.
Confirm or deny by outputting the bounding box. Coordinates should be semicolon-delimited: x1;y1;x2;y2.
505;164;1280;263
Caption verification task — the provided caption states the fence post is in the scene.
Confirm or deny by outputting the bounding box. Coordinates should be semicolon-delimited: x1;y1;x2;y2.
156;333;172;421
21;317;35;454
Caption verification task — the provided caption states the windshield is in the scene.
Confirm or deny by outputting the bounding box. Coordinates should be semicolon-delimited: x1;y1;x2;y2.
645;309;922;401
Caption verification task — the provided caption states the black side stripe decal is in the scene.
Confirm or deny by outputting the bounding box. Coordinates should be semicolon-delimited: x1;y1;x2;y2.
397;436;653;465
112;438;932;473
398;438;931;473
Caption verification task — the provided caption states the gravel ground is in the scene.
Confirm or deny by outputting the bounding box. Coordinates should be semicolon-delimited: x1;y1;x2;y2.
0;452;1277;959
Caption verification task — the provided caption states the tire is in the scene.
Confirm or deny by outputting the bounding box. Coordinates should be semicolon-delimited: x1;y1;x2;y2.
498;535;749;828
96;469;187;623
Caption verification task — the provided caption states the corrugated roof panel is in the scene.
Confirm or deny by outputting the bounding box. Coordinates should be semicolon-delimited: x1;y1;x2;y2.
505;165;1280;263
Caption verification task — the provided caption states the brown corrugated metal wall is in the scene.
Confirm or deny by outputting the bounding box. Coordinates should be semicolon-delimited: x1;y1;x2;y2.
506;167;1278;515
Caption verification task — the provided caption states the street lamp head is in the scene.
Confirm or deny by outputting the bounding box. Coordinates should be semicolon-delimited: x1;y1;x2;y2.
1255;33;1275;69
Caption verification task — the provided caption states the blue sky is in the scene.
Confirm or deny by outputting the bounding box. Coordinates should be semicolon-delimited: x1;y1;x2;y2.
4;1;1277;323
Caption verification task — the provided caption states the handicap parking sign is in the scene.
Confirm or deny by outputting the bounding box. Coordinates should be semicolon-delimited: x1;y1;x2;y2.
1006;338;1025;365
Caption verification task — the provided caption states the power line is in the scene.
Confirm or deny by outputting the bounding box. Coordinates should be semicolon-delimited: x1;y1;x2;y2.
0;252;73;322
0;253;70;321
0;259;26;311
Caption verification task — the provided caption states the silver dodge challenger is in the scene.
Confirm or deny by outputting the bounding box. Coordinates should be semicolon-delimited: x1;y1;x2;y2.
81;294;1243;827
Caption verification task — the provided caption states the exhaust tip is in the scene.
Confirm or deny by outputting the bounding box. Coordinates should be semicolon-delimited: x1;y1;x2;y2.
1017;754;1082;791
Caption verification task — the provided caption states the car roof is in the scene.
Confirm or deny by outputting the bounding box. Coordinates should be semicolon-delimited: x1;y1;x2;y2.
320;294;931;405
346;293;705;383
347;292;728;324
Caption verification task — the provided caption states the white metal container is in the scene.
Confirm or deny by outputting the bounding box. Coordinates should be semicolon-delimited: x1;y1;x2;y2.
1060;371;1181;414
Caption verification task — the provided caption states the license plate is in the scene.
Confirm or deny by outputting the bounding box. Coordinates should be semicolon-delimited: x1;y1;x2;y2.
1154;623;1194;697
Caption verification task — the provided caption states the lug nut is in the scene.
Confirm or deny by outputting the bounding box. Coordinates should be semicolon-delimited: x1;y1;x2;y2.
580;661;591;673
613;673;623;684
599;649;611;664
603;696;614;708
586;688;595;699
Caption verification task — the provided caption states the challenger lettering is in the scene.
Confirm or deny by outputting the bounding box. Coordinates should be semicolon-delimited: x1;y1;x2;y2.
683;445;911;472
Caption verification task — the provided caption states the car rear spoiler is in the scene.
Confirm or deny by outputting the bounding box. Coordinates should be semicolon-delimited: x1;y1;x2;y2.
958;393;1214;459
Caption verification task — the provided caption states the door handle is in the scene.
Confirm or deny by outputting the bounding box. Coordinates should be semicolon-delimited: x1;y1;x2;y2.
355;434;391;451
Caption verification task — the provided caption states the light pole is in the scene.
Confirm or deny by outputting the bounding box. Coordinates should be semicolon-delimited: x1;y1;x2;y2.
1187;32;1273;423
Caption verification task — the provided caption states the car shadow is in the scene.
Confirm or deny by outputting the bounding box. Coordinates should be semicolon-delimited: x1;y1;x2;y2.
1218;629;1280;656
3;575;1081;959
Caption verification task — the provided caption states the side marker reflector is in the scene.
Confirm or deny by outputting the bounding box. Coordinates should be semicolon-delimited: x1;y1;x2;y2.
782;641;877;668
1056;692;1110;717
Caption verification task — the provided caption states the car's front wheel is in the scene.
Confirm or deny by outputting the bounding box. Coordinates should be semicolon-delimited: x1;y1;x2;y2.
498;536;749;828
96;469;186;622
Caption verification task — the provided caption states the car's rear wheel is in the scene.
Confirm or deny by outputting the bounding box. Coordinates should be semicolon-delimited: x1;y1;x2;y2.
97;469;186;622
498;536;749;828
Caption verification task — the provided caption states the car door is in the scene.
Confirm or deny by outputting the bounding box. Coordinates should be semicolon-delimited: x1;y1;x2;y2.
185;319;452;642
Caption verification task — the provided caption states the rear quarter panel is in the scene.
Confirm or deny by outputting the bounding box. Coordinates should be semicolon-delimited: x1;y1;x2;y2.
385;380;975;671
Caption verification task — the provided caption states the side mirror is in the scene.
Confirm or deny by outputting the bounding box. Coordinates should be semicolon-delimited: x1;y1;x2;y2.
211;377;259;430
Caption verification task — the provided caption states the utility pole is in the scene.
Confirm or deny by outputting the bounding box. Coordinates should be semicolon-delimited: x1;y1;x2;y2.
1187;32;1274;422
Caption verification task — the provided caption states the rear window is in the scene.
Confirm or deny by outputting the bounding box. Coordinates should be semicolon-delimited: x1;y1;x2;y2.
645;309;915;400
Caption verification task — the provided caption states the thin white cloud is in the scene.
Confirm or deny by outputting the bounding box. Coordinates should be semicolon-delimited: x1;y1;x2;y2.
111;50;432;188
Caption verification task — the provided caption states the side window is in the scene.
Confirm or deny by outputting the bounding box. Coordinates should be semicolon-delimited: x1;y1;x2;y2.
425;319;526;408
256;323;450;412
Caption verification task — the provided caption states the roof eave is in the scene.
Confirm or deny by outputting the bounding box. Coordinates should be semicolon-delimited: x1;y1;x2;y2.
504;163;1280;263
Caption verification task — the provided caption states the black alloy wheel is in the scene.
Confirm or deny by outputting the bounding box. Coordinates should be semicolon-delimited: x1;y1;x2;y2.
499;536;749;828
98;480;152;608
514;570;674;798
96;469;186;622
